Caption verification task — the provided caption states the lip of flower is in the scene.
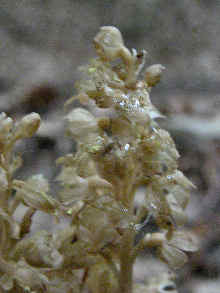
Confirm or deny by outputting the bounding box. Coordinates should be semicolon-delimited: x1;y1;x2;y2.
142;230;198;269
15;112;41;139
12;180;59;213
93;26;126;62
145;64;166;87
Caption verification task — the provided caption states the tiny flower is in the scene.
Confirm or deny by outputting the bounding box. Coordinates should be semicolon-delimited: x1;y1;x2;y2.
12;179;59;214
0;113;13;150
0;207;20;240
0;112;13;138
145;64;165;87
94;26;132;67
14;259;49;291
13;231;63;269
159;230;198;269
143;230;198;269
65;108;99;143
94;26;124;61
15;113;41;138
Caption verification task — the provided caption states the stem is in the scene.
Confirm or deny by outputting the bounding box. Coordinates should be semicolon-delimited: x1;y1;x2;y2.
0;143;14;211
118;158;137;293
0;254;14;275
118;228;135;293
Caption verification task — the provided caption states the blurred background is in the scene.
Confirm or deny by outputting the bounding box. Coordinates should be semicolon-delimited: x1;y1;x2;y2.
1;1;220;292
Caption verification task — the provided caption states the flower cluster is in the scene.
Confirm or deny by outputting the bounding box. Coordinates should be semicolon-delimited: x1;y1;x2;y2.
0;27;196;293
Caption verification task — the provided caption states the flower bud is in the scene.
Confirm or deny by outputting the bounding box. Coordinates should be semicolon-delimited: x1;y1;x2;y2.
0;207;20;239
0;113;13;142
145;64;165;87
14;259;49;291
94;26;124;61
13;179;58;214
16;113;41;138
65;108;98;141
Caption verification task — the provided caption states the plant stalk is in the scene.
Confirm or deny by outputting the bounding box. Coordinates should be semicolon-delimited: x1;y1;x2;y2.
118;228;135;293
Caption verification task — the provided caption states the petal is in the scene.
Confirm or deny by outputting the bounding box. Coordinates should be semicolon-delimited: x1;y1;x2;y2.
168;230;198;252
13;180;58;213
159;243;188;269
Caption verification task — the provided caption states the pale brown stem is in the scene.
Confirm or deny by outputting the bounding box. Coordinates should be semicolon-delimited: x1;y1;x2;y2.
118;228;135;293
0;254;14;275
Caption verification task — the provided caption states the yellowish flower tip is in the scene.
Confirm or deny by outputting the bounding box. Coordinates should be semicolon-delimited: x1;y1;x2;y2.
0;113;14;150
94;26;124;61
0;113;13;135
18;113;41;138
88;67;97;73
66;208;73;215
145;64;166;87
